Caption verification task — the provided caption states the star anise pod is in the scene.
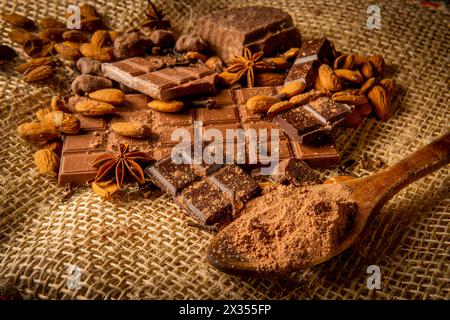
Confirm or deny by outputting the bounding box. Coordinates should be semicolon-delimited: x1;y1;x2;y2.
139;0;171;30
91;143;153;189
225;48;273;88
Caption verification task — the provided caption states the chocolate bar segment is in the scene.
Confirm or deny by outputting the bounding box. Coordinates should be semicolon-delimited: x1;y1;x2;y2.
284;38;332;87
60;89;342;185
195;6;301;63
102;56;217;100
274;96;352;144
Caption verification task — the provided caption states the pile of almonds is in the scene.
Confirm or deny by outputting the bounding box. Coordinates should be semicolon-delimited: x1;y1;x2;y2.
246;51;396;127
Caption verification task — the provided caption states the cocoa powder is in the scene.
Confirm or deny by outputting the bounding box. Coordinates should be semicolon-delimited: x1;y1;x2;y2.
221;184;357;273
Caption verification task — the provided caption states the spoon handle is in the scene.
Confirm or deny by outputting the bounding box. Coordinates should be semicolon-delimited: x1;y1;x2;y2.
357;131;450;209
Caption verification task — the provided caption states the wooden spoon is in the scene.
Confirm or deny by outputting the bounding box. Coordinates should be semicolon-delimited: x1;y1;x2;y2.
207;132;450;276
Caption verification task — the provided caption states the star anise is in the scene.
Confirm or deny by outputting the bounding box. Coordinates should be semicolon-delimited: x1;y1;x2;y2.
91;143;153;189
225;48;273;88
139;0;171;30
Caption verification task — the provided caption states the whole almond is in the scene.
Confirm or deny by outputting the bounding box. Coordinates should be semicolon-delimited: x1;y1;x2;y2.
357;102;373;116
318;64;341;92
88;88;125;105
40;17;65;29
34;149;60;176
332;93;368;105
43;111;81;134
246;95;280;113
205;56;223;71
368;55;385;74
360;61;374;78
148;100;184;113
23;38;54;58
18;122;60;143
75;99;116;116
43;139;63;156
342;54;355;70
379;78;396;98
9;29;37;45
16;57;55;74
54;42;81;61
334;69;364;84
63;30;86;42
185;51;208;62
354;55;368;65
264;56;290;69
2;13;35;29
36;108;52;122
359;77;376;94
333;55;346;69
80;43;113;61
254;72;286;86
279;81;307;98
267;101;295;117
80;17;103;31
332;89;361;97
368;85;390;121
289;89;327;106
91;30;109;47
39;28;65;42
217;71;236;86
282;47;300;60
80;4;98;18
91;180;119;198
111;122;152;138
24;65;53;83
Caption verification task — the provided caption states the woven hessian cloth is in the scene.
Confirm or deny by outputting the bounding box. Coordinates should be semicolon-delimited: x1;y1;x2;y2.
0;0;449;299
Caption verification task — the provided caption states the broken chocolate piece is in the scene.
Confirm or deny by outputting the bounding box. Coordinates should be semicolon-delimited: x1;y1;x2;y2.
284;38;332;88
177;179;232;225
102;56;217;100
195;6;301;63
274;96;352;144
270;158;320;185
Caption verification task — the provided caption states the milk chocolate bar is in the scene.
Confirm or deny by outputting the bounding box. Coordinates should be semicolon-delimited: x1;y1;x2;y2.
101;56;217;100
145;156;260;225
195;6;301;63
284;38;333;87
60;88;341;185
273;96;352;144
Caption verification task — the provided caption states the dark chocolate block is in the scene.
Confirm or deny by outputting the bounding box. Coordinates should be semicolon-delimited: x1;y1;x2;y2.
177;179;233;225
102;56;217;100
274;97;352;144
195;6;301;63
145;156;200;196
284;38;332;88
209;165;260;203
270;158;321;185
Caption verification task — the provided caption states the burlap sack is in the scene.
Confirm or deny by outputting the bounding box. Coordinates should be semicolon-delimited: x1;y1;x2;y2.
0;0;448;299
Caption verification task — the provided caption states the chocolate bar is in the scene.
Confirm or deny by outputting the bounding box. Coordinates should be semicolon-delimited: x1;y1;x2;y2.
60;88;341;185
145;156;260;225
273;96;352;144
101;56;217;100
284;38;332;88
195;6;301;63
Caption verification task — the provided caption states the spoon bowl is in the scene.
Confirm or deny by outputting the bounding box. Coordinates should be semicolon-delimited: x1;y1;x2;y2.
208;132;450;276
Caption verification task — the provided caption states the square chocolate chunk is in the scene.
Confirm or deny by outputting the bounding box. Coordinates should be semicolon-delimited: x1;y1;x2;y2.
177;179;232;225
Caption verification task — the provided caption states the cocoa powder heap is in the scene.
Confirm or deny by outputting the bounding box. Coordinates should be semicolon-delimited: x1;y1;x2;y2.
220;184;357;273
